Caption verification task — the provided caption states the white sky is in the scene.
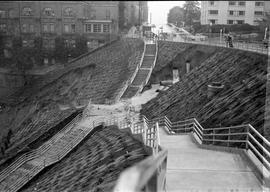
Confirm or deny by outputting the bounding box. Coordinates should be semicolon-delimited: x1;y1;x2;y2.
148;1;200;26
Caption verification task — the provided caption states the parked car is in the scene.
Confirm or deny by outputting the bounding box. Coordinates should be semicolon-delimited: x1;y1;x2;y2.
194;33;207;41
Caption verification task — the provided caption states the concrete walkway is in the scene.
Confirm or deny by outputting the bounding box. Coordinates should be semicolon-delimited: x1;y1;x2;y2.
159;128;263;192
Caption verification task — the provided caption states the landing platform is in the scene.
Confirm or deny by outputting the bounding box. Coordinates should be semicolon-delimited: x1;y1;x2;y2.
159;128;263;192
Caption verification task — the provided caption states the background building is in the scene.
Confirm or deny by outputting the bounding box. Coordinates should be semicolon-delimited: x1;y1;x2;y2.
201;1;270;25
0;1;148;50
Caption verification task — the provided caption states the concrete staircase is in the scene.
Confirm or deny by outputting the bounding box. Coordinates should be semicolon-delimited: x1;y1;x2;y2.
159;128;262;191
121;42;158;99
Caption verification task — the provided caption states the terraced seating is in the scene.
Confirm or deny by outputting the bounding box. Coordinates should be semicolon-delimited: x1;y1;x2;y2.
21;125;150;192
141;42;267;133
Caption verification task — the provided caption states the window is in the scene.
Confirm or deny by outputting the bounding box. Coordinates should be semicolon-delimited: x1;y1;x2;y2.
209;19;216;24
227;20;234;24
43;7;55;17
209;1;215;5
8;9;15;18
64;24;69;33
43;39;55;49
0;24;7;32
64;7;74;17
0;10;6;18
43;24;48;32
209;10;218;15
93;24;101;32
50;24;55;32
71;24;75;33
237;20;244;24
22;24;27;32
29;24;34;32
103;24;110;33
255;2;264;6
105;10;110;19
239;11;245;16
64;39;76;48
63;24;75;33
229;10;234;15
254;11;263;16
238;1;246;6
22;7;33;16
84;24;92;33
229;1;236;6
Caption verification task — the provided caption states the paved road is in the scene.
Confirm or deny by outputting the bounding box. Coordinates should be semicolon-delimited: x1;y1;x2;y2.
159;127;263;192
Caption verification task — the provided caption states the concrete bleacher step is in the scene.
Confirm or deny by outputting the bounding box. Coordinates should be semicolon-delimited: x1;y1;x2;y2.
121;86;140;99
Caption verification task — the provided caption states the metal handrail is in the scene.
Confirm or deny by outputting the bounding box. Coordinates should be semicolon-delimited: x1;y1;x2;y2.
114;148;168;192
147;116;270;173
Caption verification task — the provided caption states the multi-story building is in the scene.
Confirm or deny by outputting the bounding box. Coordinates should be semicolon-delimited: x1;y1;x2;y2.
201;1;270;25
0;1;148;50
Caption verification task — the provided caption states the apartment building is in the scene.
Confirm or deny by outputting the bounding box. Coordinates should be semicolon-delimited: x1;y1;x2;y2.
201;1;270;25
0;1;148;49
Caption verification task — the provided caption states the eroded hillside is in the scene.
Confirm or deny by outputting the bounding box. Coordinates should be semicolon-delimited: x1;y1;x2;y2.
0;38;144;166
142;41;267;133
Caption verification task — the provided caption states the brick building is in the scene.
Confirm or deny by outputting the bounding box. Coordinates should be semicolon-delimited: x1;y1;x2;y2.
0;1;148;50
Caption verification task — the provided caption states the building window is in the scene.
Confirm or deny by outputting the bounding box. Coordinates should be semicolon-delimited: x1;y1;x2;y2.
64;39;76;48
22;7;33;16
229;1;236;6
29;24;34;32
43;24;48;32
50;24;55;32
0;24;7;32
209;10;218;15
84;24;92;33
22;24;27;33
227;20;234;24
228;10;234;16
43;39;55;49
209;19;216;24
209;1;215;5
64;24;69;33
0;10;6;18
8;9;15;18
254;11;263;16
63;7;74;17
239;11;245;16
255;2;264;6
103;24;110;33
71;24;75;33
238;1;246;6
237;20;244;24
93;24;101;32
105;10;110;19
43;7;55;17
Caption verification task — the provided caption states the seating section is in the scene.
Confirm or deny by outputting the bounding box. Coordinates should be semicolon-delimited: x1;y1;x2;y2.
141;42;267;133
0;38;144;166
21;125;150;192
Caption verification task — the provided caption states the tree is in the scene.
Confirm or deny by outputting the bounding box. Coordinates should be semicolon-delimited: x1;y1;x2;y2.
256;12;270;40
167;6;184;27
74;35;88;57
34;36;43;66
55;36;68;63
183;1;200;27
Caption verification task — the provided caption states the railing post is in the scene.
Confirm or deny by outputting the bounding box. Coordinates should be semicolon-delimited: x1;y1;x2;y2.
143;118;147;145
213;129;215;145
227;128;231;147
245;125;249;150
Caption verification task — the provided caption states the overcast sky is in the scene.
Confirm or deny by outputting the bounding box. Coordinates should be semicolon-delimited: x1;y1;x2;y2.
148;1;200;26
